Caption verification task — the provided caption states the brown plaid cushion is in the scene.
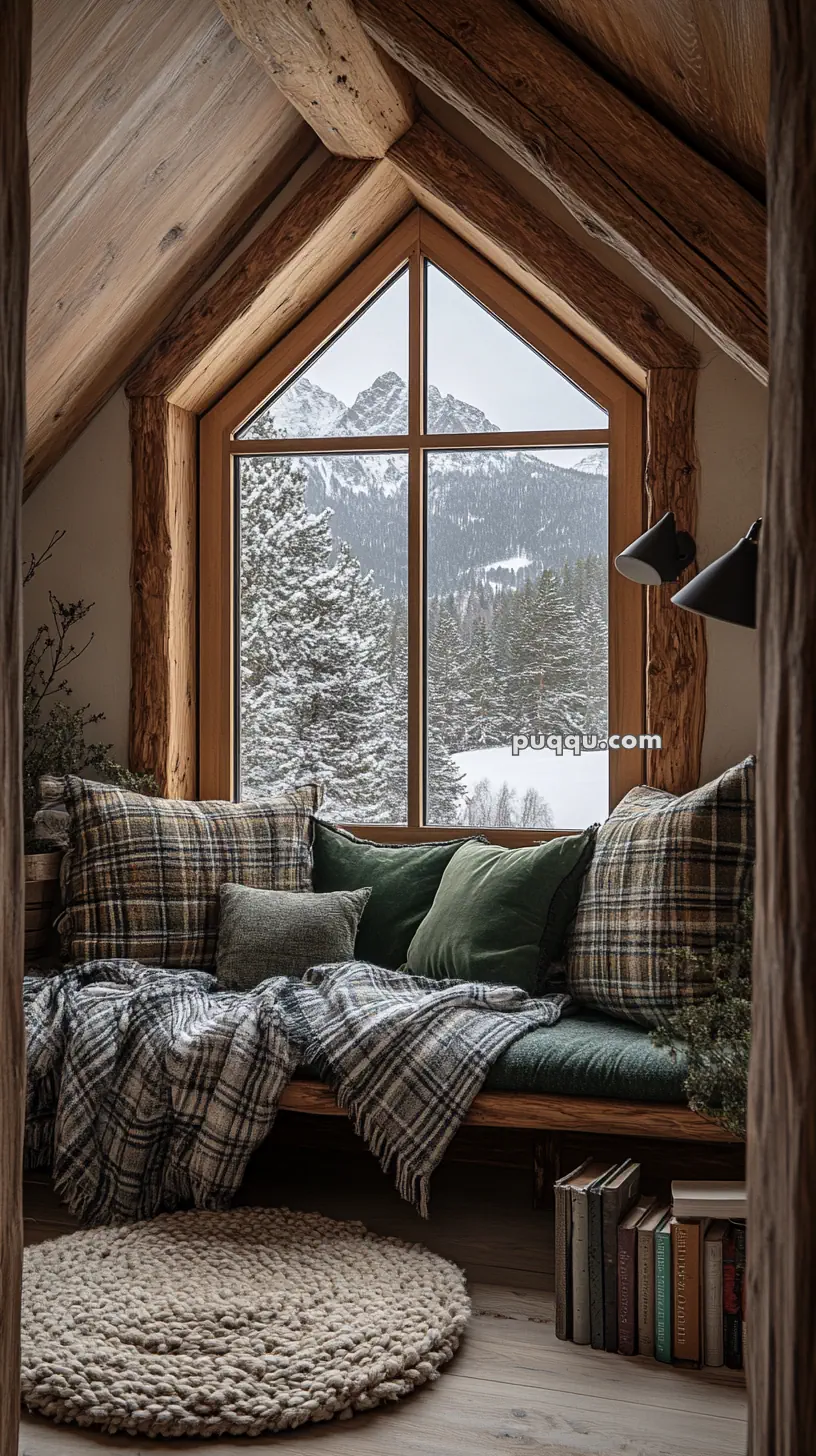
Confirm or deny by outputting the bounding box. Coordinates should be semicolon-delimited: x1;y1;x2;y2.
566;758;755;1028
57;777;322;969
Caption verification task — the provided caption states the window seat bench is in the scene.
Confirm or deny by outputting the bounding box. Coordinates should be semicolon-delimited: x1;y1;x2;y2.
284;1011;740;1144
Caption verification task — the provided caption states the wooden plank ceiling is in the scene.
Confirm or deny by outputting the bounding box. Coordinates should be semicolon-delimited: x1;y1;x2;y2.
524;0;768;197
24;0;769;494
26;0;313;491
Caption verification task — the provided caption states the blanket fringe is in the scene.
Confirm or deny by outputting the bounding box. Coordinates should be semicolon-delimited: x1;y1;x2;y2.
331;1081;431;1218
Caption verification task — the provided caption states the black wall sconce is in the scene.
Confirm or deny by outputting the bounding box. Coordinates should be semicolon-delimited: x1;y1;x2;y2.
671;519;761;629
614;510;696;585
615;514;762;629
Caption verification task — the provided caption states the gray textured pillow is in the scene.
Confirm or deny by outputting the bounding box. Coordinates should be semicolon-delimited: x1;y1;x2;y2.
216;883;372;988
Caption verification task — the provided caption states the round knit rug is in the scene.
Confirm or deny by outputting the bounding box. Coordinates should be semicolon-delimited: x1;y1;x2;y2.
21;1207;470;1439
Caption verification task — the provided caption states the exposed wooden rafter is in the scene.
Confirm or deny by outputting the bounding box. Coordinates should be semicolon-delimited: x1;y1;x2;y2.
215;0;415;157
389;115;698;380
127;153;413;412
356;0;768;383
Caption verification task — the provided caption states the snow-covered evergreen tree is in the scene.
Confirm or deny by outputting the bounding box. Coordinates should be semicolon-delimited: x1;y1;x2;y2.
239;453;403;821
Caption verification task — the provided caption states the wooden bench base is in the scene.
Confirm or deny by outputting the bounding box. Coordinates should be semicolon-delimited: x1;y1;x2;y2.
280;1079;741;1143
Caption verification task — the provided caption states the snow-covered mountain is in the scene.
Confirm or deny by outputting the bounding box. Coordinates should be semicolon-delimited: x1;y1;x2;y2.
250;370;501;442
571;449;608;477
243;372;607;597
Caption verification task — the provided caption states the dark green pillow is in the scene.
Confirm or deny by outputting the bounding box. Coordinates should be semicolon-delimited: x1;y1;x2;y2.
405;830;597;995
311;821;480;969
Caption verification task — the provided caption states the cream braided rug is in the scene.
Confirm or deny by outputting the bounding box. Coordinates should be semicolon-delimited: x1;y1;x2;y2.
21;1207;471;1439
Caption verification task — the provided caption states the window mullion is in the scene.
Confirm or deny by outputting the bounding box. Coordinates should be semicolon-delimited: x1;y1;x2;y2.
407;245;424;828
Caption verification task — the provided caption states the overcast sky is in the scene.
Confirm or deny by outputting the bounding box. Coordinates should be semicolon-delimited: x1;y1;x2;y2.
296;263;607;436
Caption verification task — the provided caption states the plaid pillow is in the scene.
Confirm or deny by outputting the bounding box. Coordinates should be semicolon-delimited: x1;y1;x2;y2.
57;777;322;969
566;758;755;1028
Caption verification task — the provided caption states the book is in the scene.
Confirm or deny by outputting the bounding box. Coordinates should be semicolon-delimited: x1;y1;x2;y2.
671;1181;746;1220
672;1217;704;1365
569;1162;617;1345
704;1220;728;1367
602;1160;641;1352
617;1196;656;1355
588;1162;624;1349
555;1160;589;1341
723;1220;747;1369
637;1203;670;1359
655;1213;673;1362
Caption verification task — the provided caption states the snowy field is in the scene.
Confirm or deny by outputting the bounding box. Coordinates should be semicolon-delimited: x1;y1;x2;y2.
452;744;609;830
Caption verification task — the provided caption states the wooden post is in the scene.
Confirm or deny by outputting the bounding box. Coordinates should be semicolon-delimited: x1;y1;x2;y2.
645;368;707;794
0;1;32;1449
130;396;198;797
748;0;816;1450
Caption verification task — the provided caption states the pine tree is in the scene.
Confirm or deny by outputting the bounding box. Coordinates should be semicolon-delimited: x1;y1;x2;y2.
238;453;403;821
426;599;470;752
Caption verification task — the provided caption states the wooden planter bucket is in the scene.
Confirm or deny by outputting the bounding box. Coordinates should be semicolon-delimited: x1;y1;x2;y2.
24;850;62;959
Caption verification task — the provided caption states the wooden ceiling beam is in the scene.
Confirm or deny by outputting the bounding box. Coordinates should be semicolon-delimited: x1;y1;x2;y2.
357;0;768;383
389;115;698;379
127;153;413;412
215;0;415;157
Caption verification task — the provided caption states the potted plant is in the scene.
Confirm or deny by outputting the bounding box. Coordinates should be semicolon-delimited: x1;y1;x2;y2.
23;531;156;959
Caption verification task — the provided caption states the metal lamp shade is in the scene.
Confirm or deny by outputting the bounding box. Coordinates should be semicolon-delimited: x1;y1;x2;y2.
671;520;761;628
614;510;696;585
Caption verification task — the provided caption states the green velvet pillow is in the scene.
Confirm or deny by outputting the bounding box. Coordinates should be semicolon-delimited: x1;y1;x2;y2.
311;821;480;969
405;830;597;995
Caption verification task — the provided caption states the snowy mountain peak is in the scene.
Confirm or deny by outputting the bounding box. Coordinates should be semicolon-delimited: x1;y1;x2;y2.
249;370;505;442
572;449;608;477
427;384;499;435
335;372;408;437
256;377;345;439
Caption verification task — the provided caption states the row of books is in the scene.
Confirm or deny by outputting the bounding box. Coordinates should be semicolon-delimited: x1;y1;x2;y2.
554;1161;747;1368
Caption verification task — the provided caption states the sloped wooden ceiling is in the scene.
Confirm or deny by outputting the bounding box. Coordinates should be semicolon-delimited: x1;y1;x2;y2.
523;0;768;197
25;0;313;491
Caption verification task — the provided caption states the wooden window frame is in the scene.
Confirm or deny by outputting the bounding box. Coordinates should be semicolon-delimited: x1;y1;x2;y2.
200;210;645;843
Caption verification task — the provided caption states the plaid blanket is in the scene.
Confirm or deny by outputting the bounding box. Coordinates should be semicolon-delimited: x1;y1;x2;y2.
24;961;570;1225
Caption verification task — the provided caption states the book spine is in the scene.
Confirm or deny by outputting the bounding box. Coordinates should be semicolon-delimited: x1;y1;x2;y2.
672;1219;702;1365
704;1236;724;1367
617;1223;638;1355
571;1192;592;1345
602;1196;620;1353
554;1184;571;1342
588;1187;605;1349
655;1224;672;1363
637;1227;655;1358
723;1222;746;1369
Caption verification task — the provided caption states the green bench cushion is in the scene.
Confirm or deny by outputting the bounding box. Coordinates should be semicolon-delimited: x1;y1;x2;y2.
483;1010;688;1103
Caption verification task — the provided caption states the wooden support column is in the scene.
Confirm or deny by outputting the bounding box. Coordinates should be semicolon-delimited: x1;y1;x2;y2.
748;0;816;1449
129;396;198;797
645;368;706;794
0;1;31;1447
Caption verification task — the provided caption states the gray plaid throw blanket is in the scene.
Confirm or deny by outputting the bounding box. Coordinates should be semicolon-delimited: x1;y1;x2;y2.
24;960;570;1224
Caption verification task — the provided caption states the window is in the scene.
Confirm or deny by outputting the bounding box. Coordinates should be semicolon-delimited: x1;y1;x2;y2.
200;213;645;840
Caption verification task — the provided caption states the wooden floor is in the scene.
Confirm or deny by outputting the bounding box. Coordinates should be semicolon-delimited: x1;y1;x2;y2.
20;1135;747;1456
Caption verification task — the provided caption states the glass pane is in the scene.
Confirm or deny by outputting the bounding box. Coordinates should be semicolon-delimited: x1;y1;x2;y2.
237;269;409;440
425;262;607;433
237;452;409;823
425;447;609;829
